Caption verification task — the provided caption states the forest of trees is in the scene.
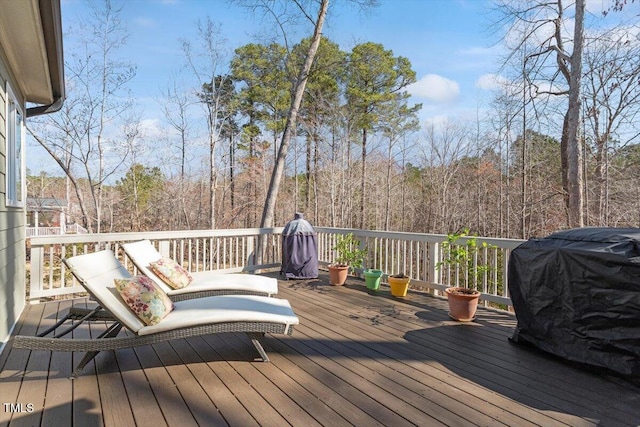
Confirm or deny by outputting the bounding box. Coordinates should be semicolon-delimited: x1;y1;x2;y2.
26;0;640;240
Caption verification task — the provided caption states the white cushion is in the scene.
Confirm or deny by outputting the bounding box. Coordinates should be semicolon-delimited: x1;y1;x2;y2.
121;240;168;290
138;295;299;336
122;239;278;296
64;250;146;333
169;271;278;296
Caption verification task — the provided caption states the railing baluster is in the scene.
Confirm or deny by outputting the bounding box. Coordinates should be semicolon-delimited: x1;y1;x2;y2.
47;245;54;290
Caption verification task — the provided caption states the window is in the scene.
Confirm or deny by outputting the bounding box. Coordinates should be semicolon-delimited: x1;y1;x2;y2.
6;83;24;207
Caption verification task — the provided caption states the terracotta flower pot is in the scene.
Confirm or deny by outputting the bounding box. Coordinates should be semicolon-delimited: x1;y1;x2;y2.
328;264;349;285
445;287;480;321
388;276;411;297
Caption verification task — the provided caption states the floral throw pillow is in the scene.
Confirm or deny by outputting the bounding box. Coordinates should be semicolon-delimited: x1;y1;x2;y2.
114;276;174;326
148;257;193;290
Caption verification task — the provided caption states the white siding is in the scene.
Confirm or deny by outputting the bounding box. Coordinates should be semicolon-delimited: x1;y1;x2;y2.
0;46;26;352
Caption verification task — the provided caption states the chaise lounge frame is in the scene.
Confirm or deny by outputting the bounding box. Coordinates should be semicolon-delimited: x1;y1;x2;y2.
12;250;298;378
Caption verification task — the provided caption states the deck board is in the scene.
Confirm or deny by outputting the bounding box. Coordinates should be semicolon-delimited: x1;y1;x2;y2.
71;300;105;427
1;272;639;427
289;300;528;426
115;346;169;427
295;281;634;425
40;300;73;427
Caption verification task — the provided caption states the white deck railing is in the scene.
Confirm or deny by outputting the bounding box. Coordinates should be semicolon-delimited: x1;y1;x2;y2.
26;223;89;237
27;227;524;308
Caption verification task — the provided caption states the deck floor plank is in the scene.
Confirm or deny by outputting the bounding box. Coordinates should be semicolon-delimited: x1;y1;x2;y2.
219;332;351;427
214;333;324;427
244;334;388;426
291;281;634;426
115;343;169;427
133;343;199;427
282;284;548;423
40;300;74;427
8;299;58;427
2;272;639;427
151;340;228;427
281;326;459;426
374;291;640;425
197;333;295;426
91;320;137;427
0;300;47;427
70;303;106;427
282;283;554;426
171;338;250;426
287;292;533;427
265;334;420;427
262;335;392;427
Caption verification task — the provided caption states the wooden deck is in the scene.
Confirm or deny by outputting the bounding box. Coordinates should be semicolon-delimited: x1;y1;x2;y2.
1;272;639;427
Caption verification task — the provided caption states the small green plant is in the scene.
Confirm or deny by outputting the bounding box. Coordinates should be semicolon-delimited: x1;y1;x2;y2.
332;233;367;272
436;228;496;290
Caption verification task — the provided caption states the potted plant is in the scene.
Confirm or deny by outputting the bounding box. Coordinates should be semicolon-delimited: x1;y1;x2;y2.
436;229;495;321
328;233;366;285
388;273;411;297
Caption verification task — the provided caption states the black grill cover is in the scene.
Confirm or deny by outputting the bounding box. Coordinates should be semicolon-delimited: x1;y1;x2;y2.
281;213;318;279
508;227;640;376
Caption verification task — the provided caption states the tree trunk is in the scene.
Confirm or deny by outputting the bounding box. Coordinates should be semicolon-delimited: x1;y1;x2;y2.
385;139;392;230
210;129;217;229
313;132;319;221
256;0;330;265
230;133;235;210
306;134;312;212
565;0;585;228
360;127;367;229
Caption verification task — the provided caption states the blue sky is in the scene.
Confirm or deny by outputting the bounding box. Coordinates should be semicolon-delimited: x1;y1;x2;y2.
29;0;624;174
63;0;503;123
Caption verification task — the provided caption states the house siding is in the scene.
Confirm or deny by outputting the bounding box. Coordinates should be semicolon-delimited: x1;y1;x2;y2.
0;45;26;351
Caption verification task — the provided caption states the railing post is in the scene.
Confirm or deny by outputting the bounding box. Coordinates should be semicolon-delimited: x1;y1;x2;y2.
429;241;440;293
359;235;367;270
29;244;44;304
247;236;255;271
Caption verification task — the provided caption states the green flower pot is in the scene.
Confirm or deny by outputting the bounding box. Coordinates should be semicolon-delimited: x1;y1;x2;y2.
364;269;383;291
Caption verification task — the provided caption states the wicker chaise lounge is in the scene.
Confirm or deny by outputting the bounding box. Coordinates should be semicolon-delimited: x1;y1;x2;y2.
13;250;299;378
122;239;278;299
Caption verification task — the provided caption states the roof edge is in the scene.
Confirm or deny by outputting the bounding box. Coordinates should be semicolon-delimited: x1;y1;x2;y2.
27;0;65;117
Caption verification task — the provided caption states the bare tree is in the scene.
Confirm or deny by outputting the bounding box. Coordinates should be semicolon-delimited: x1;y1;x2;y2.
158;77;199;228
496;0;586;227
181;18;233;229
418;120;473;232
28;0;136;232
583;29;640;225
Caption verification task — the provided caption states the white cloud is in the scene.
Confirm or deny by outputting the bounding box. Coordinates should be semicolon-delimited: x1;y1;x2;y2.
458;46;498;56
475;73;508;91
139;118;165;140
408;74;460;103
134;17;156;29
422;114;451;128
